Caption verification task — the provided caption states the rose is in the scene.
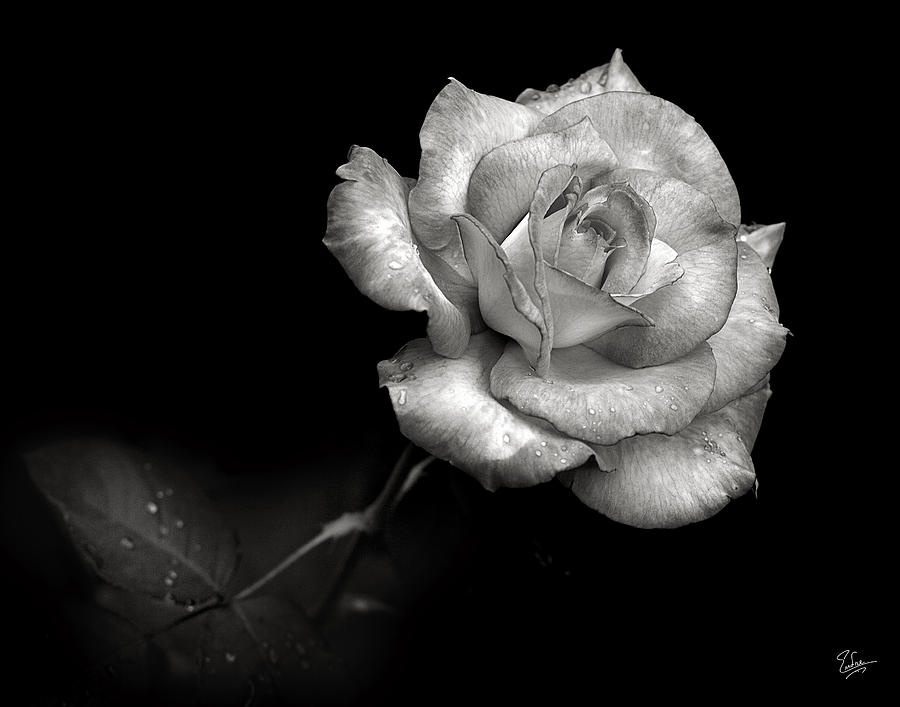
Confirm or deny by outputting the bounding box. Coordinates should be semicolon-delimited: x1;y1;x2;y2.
324;49;787;528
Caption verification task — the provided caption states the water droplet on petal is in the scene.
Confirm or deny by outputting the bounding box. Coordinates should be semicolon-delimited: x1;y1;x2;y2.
186;600;196;612
580;81;592;94
540;440;547;447
388;373;407;383
388;260;403;270
120;537;134;550
164;577;174;587
588;408;596;415
740;254;748;260
669;403;679;411
168;570;178;579
146;501;158;515
560;458;568;465
397;389;407;405
225;652;236;663
175;519;184;529
624;385;634;391
535;450;542;457
155;490;164;499
503;434;510;444
159;525;169;536
608;407;616;413
399;361;414;372
654;385;663;393
705;458;712;463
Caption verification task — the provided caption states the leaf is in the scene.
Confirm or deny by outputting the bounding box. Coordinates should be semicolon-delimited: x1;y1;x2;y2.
170;596;357;706
25;438;239;606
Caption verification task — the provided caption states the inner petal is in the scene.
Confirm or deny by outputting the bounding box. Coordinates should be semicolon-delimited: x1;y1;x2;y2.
611;238;684;305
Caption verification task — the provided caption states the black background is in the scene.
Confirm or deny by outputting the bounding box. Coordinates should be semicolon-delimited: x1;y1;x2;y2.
2;13;890;703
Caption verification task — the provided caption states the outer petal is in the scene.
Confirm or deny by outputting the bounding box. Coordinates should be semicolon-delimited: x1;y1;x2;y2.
738;222;785;270
703;242;788;413
515;48;647;116
565;394;759;529
454;214;548;367
491;341;717;445
537;92;740;225
718;380;771;451
378;333;593;490
466;118;618;240
325;146;470;357
586;172;738;367
408;79;542;250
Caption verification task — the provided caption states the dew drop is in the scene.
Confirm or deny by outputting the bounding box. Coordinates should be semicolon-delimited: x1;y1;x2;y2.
705;458;712;463
175;519;184;529
579;81;592;94
146;501;158;515
624;385;634;391
669;403;679;411
155;490;164;499
588;408;596;415
560;458;568;465
159;525;169;536
503;434;510;444
540;440;548;447
535;450;542;457
561;445;567;452
387;260;403;270
608;407;616;413
120;537;134;550
399;361;414;372
168;570;178;579
186;600;197;612
397;389;407;405
655;385;663;393
164;577;174;587
740;254;748;260
163;592;175;604
388;373;407;383
225;652;236;663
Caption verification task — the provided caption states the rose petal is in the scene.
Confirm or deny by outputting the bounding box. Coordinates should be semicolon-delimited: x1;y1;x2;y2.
454;214;548;368
325;146;470;357
491;340;716;445
703;242;788;413
565;396;759;528
466;118;618;240
612;238;684;305
515;48;647;116
586;174;738;367
379;333;593;490
408;79;542;250
545;265;653;348
579;184;656;294
537;92;740;225
738;222;785;270
717;380;771;451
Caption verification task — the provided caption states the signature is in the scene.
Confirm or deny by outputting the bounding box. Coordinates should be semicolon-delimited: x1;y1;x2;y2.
835;649;877;678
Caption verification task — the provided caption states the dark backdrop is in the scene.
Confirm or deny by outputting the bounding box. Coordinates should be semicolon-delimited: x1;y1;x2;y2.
2;15;889;703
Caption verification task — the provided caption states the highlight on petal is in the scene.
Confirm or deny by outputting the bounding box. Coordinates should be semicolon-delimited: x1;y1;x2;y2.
454;214;548;368
564;393;759;529
408;79;542;250
491;340;716;446
612;238;684;305
738;222;785;270
703;242;788;413
378;333;593;490
515;48;647;116
325;146;470;357
466;118;618;240
586;172;738;367
536;92;740;225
